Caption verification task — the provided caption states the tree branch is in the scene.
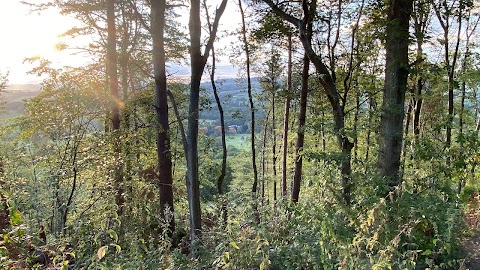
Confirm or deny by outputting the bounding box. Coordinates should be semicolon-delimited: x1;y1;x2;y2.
262;0;301;26
202;0;228;66
167;90;188;159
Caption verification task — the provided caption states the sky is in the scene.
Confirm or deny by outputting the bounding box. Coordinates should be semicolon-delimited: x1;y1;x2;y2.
0;0;241;85
0;1;88;84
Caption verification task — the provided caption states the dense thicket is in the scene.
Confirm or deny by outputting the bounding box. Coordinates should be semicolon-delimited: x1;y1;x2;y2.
1;0;480;269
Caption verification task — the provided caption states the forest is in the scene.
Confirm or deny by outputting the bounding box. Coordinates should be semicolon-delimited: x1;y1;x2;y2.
1;0;480;269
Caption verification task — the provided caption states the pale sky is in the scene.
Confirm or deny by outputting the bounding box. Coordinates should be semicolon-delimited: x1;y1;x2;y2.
0;1;89;84
0;0;241;85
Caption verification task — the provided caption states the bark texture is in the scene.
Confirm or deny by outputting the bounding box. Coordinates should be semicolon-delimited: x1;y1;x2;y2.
377;0;413;190
151;0;175;234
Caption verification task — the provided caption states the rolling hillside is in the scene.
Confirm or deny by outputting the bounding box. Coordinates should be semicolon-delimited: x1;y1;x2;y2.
1;84;41;118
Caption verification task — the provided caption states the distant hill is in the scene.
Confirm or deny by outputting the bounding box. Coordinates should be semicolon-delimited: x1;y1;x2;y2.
1;84;41;117
0;76;263;120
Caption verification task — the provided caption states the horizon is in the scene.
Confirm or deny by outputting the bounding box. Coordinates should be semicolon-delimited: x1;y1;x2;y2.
0;1;242;85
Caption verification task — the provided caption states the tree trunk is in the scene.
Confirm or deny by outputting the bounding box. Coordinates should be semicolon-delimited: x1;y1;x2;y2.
377;0;413;191
281;35;292;198
107;0;124;216
364;96;374;168
292;53;309;203
186;0;227;252
433;1;462;165
187;0;203;243
0;163;9;232
412;0;429;143
120;1;132;208
353;92;360;161
413;83;423;139
261;112;269;201
238;0;260;223
272;94;277;201
263;0;354;205
401;96;413;163
208;44;228;227
151;0;175;235
458;80;466;194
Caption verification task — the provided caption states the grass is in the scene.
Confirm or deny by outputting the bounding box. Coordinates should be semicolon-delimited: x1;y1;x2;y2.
226;134;250;151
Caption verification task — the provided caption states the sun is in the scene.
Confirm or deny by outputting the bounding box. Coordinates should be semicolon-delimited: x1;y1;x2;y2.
0;1;79;84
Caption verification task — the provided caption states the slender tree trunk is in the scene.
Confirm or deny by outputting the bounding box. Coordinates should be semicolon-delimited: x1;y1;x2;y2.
353;92;360;161
261;112;269;202
401;96;413;163
413;83;423;139
412;29;424;141
458;80;466;194
0;162;8;232
62;144;79;236
167;91;188;158
457;13;478;194
281;35;292;198
292;53;309;203
345;1;364;163
208;44;228;227
459;81;466;142
186;0;227;251
412;0;429;144
320;97;326;152
263;0;354;205
377;0;413;191
120;1;132;208
202;0;228;225
187;0;203;241
0;192;8;233
238;0;260;223
365;97;374;169
151;0;175;235
433;2;462;164
272;94;277;201
107;0;124;216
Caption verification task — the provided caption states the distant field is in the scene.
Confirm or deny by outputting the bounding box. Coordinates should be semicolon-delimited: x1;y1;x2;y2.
226;134;250;151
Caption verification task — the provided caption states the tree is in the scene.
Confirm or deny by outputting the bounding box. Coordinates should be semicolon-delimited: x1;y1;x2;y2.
106;0;124;216
20;65;110;236
282;36;293;198
0;72;8;233
259;47;283;201
204;0;228;227
411;0;430;141
262;0;354;205
457;11;479;193
292;50;310;203
238;0;261;222
251;9;295;199
186;0;227;250
432;0;464;163
151;0;175;236
377;0;413;190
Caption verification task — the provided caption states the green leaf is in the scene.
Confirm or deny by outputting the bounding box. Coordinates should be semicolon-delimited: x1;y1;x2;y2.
260;261;266;270
230;241;240;250
60;261;69;270
225;251;230;260
422;249;432;256
10;209;22;225
108;229;118;243
114;244;121;253
97;246;108;260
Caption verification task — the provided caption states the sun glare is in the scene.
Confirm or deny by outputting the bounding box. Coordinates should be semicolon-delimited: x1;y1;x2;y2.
0;1;81;84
